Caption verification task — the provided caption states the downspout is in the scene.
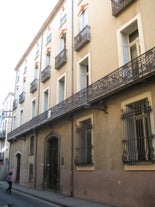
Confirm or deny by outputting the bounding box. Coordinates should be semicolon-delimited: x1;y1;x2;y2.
34;33;43;189
70;0;74;197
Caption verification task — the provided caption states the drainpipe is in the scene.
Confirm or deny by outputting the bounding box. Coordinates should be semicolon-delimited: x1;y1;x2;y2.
70;0;74;197
34;33;43;189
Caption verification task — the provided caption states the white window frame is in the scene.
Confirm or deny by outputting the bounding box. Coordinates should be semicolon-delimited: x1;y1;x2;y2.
76;114;94;171
117;14;145;66
79;7;88;31
121;91;155;171
57;73;66;104
43;87;50;112
31;98;37;118
19;109;24;126
77;53;91;92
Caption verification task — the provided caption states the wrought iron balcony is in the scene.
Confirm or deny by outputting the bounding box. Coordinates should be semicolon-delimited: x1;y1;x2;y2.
55;48;67;70
111;0;136;16
8;46;155;140
19;92;25;104
30;78;38;93
0;131;5;140
74;25;90;51
41;65;51;83
13;99;18;110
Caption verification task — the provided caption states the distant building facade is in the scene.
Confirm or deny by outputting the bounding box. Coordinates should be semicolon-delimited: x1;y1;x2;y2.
0;92;14;179
8;1;155;207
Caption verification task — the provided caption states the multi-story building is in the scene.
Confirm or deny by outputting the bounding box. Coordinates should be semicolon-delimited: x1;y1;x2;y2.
8;0;155;206
0;92;14;179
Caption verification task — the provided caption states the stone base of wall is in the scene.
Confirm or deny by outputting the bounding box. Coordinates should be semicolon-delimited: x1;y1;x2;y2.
71;170;155;207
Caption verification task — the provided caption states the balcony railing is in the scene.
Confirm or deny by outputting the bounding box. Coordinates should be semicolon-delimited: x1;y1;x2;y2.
55;48;67;70
0;131;5;139
111;0;136;16
8;46;155;139
74;25;90;51
30;78;38;93
19;92;25;104
13;99;18;110
41;65;51;83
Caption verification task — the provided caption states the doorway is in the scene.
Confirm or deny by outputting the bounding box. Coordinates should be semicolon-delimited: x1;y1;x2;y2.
45;136;59;190
15;153;21;183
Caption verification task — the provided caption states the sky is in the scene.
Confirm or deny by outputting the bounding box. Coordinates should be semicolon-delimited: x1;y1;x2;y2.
0;0;58;108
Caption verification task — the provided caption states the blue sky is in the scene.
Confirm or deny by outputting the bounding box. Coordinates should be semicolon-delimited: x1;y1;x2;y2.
0;0;57;108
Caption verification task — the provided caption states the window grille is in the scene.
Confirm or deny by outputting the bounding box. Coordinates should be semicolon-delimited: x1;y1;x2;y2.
75;119;93;165
121;98;155;164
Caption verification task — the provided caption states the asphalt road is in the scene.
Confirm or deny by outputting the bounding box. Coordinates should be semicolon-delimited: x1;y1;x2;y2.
0;186;61;207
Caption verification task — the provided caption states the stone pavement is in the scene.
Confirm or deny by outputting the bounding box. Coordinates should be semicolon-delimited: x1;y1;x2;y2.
0;181;121;207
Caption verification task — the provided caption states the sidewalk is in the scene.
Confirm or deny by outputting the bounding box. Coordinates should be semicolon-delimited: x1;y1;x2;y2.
0;181;121;207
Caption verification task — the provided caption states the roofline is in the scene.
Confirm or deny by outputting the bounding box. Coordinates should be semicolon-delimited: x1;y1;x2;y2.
14;0;65;71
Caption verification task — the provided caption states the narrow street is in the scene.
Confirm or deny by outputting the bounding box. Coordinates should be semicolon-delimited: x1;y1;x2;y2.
0;186;61;207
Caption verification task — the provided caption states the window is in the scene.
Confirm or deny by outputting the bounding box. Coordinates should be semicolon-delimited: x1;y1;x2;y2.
78;56;90;90
122;22;140;64
45;53;50;67
23;66;27;75
29;163;33;182
43;89;49;112
20;109;23;125
34;64;38;79
60;34;66;52
60;3;67;26
128;29;141;60
75;118;93;165
80;7;88;31
35;44;40;60
31;99;36;118
12;115;16;130
117;14;145;66
121;98;155;165
58;75;66;103
46;27;52;43
30;136;34;155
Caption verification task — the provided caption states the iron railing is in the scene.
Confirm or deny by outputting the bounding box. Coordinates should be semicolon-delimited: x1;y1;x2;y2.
30;78;38;93
19;92;25;104
55;48;67;70
41;65;51;83
13;99;18;110
74;25;90;51
87;47;155;102
111;0;136;16
8;47;155;139
122;136;155;164
75;146;93;166
0;131;5;139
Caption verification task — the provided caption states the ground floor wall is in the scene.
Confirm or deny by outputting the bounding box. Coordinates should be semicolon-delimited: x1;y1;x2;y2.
73;170;155;207
9;80;155;207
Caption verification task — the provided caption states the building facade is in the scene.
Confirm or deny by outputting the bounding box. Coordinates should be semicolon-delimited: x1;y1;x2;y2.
0;92;14;180
8;1;155;207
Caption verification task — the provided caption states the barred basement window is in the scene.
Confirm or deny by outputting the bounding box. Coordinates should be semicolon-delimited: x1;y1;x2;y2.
75;118;93;166
121;98;155;165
